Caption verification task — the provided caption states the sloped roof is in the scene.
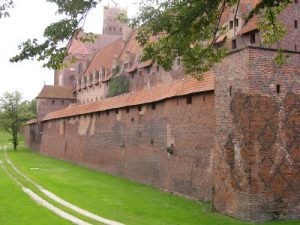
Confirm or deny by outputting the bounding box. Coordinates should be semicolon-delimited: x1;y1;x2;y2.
238;15;258;35
42;71;214;121
85;38;123;75
36;85;75;100
119;31;142;62
68;33;123;56
68;39;89;55
25;119;37;125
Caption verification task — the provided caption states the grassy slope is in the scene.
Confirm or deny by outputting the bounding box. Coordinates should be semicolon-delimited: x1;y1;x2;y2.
0;133;72;225
7;147;300;225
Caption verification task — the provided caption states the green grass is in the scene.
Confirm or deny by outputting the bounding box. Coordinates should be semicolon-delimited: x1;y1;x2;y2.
0;159;72;225
1;132;299;225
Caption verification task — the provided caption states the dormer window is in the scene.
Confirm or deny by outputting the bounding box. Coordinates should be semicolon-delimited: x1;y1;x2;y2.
232;39;237;49
250;32;256;44
234;18;239;27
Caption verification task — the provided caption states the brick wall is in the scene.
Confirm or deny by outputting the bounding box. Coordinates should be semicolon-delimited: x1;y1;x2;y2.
37;98;75;120
28;92;215;200
214;47;300;221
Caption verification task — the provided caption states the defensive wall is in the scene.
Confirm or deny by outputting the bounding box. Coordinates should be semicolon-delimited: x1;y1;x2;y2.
24;47;300;222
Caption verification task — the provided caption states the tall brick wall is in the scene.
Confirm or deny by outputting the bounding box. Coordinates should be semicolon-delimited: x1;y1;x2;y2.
214;47;300;221
29;92;215;200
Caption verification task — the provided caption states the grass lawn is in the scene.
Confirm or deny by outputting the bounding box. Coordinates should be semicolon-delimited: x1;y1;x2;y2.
0;168;73;225
1;132;299;225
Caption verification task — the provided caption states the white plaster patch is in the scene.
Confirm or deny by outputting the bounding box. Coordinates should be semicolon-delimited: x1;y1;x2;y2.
59;120;64;136
78;116;91;136
89;116;96;136
116;111;122;121
138;105;147;115
166;123;175;146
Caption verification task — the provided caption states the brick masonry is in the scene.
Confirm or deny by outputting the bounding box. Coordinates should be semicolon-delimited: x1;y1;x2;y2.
214;47;300;221
24;47;300;222
25;92;215;201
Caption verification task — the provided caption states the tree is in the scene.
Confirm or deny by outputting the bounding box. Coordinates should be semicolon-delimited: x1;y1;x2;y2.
0;0;14;18
0;91;36;150
9;0;291;74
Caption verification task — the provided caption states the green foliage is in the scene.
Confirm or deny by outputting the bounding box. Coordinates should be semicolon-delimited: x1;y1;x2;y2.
0;91;35;150
0;0;14;18
108;75;129;97
131;0;291;77
9;0;291;71
10;0;100;69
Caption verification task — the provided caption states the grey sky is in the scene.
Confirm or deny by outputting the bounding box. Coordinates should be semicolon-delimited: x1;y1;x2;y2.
0;0;139;100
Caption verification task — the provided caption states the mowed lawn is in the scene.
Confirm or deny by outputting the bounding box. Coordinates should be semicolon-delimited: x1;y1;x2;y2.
0;132;72;225
1;132;299;225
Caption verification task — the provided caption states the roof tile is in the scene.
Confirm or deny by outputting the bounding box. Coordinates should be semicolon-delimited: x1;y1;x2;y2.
42;71;215;121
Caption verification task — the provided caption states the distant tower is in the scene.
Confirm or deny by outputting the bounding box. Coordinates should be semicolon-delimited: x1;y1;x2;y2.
103;6;126;36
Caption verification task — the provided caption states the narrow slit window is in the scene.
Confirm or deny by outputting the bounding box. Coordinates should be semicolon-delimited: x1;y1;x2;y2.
295;20;298;29
116;109;119;114
126;107;130;113
229;20;233;29
186;95;192;104
250;32;256;44
276;84;281;94
138;105;142;111
229;85;233;96
232;39;237;49
234;18;239;27
151;103;156;110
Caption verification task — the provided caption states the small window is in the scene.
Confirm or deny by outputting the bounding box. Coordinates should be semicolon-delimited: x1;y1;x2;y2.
234;18;239;27
229;20;233;29
106;111;109;116
295;20;298;29
131;73;134;79
146;66;151;74
61;100;64;105
276;84;281;94
151;103;156;110
232;39;237;49
52;100;55;105
250;32;256;44
186;95;192;104
126;107;130;113
138;105;142;111
116;109;119;114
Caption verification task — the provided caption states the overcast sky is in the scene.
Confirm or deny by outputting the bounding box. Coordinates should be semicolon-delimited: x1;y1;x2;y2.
0;0;139;101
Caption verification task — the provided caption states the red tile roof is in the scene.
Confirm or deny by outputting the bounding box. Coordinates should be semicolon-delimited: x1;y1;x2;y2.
238;15;258;35
68;39;89;55
25;119;37;125
36;85;75;100
85;38;123;75
42;71;214;121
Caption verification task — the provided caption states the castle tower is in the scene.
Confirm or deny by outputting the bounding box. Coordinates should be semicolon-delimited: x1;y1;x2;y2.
103;6;126;36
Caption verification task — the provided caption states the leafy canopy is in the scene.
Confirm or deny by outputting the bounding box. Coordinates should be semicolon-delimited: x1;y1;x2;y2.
0;91;36;150
8;0;292;74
